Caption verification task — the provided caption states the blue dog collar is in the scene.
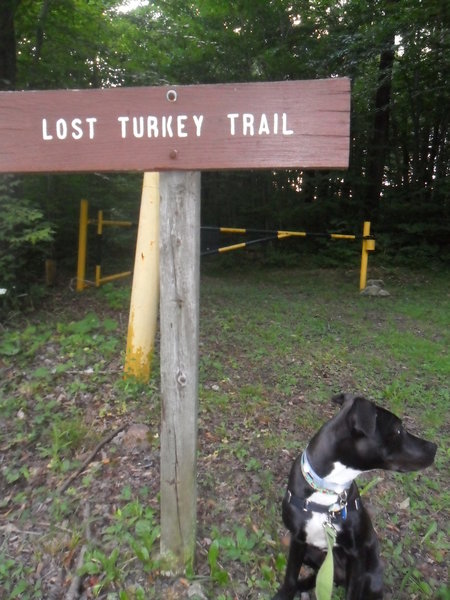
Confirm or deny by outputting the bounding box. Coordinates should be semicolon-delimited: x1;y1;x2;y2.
301;450;352;495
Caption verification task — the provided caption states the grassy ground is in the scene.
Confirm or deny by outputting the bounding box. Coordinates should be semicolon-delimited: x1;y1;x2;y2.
0;262;449;599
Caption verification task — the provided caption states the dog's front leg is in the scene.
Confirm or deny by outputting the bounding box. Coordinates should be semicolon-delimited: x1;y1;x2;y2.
345;544;384;600
272;538;306;600
346;572;383;600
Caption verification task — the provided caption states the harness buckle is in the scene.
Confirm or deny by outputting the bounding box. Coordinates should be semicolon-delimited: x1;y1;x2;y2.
338;489;348;508
326;489;349;521
324;514;338;533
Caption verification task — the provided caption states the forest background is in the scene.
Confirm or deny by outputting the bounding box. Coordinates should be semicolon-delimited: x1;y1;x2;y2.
0;0;449;305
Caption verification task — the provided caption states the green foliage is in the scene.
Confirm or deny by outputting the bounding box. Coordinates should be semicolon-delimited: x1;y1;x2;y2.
205;524;286;593
212;526;263;564
38;417;88;473
0;324;51;358
80;492;161;595
207;539;229;585
79;547;122;594
0;553;42;599
99;282;132;310
0;177;54;310
55;312;120;369
1;0;446;286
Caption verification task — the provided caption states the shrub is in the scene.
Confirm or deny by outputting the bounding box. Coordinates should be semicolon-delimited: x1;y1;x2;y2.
0;176;54;312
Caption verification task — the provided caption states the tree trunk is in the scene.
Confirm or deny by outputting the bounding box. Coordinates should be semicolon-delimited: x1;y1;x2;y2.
365;27;396;220
35;0;50;64
0;0;19;90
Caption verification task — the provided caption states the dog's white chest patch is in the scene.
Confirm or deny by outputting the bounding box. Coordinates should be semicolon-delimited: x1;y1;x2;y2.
304;512;338;550
304;492;342;550
326;461;362;485
305;513;327;550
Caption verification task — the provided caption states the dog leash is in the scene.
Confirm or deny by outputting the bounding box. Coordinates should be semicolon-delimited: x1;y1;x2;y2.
316;521;337;600
285;488;351;600
285;489;344;600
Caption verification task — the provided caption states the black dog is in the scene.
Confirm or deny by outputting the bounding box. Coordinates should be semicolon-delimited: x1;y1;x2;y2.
273;393;437;600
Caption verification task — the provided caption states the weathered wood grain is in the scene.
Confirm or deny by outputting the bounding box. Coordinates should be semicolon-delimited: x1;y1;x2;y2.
0;79;350;173
159;171;201;569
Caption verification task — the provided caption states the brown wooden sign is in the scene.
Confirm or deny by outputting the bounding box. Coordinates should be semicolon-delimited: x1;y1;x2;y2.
0;79;350;173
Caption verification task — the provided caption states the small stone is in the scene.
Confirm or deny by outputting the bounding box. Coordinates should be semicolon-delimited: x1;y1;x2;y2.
377;288;390;296
397;497;410;510
188;582;208;599
122;424;151;450
360;284;390;297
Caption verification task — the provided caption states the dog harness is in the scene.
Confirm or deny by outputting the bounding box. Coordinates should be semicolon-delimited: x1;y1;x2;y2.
285;450;359;520
286;450;360;600
285;488;355;521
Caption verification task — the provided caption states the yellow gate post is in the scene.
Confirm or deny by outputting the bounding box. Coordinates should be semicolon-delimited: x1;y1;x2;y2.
124;173;160;381
359;221;375;290
76;199;89;292
95;209;104;287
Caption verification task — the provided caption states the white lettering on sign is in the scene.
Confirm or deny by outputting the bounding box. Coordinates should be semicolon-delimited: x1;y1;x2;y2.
42;117;97;140
117;114;205;139
193;115;204;137
227;112;293;136
40;112;294;142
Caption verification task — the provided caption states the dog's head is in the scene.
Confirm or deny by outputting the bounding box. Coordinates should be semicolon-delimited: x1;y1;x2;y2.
329;393;437;473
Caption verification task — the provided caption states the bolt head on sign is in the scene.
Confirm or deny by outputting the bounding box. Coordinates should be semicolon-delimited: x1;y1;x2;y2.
0;78;350;173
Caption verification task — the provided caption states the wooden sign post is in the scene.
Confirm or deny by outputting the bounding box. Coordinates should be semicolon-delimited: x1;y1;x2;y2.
159;171;201;566
0;78;350;570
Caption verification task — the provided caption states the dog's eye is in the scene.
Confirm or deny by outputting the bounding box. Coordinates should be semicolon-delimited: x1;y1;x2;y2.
388;428;402;444
389;427;402;440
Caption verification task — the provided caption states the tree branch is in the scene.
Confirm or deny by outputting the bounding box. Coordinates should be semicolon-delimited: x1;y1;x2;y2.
57;424;126;494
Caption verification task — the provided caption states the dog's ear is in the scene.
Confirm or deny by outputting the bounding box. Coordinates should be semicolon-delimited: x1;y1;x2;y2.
346;397;377;437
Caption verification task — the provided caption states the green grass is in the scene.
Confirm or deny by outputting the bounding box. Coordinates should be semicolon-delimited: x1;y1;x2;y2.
0;264;449;599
